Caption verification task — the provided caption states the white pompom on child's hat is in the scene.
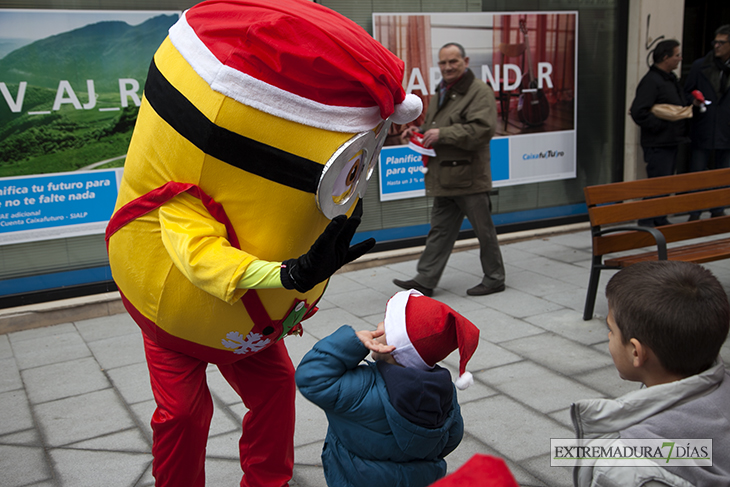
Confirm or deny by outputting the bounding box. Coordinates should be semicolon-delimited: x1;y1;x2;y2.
383;289;480;390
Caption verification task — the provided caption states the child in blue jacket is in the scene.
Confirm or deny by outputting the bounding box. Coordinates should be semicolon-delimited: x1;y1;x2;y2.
295;289;480;487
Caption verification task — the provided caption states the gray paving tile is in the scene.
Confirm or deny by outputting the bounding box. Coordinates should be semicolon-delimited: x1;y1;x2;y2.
294;391;328;447
296;308;370;341
23;357;110;404
0;428;42;446
291;463;327;487
511;255;587;280
8;322;76;343
520;454;574;487
50;448;151;487
544;231;593;250
507;269;582;298
322;273;366;295
285;331;320;369
0;357;21;394
204;457;245;485
295;440;324;466
460;394;573;461
0;444;52;487
323;287;392;318
439;361;499;404
0;334;11;359
209;405;240;436
518;241;592;264
34;389;136;447
0;390;34;436
129;400;155;441
207;430;241;459
74;313;139;342
206;366;244;406
444;338;522;372
476;361;604;414
524;308;608;346
106;362;153;405
480;287;564;318
499;333;614;376
548;407;574;429
87;331;145;370
573;365;641;399
442;250;487;277
66;428;149;453
461;307;544;343
10;328;91;370
500;243;543;264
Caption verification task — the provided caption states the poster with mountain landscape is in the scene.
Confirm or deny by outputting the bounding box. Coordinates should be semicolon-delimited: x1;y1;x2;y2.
0;9;179;244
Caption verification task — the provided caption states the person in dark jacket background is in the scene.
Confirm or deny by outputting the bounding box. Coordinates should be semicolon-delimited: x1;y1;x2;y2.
630;39;690;227
295;289;479;487
684;24;730;221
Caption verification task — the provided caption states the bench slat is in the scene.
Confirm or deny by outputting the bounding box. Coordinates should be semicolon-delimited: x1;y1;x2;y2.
592;215;730;256
604;238;730;267
585;167;730;205
589;188;730;226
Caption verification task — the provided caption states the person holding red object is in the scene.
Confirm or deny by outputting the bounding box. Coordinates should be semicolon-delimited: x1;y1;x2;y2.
684;25;730;221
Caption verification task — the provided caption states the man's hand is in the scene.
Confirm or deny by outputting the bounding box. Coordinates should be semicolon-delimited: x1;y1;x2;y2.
355;328;395;354
400;126;421;144
421;128;440;147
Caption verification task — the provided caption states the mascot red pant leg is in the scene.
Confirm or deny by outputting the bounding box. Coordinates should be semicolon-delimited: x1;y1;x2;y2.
144;336;295;486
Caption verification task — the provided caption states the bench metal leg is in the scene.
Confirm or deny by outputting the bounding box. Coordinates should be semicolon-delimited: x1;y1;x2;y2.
583;256;602;320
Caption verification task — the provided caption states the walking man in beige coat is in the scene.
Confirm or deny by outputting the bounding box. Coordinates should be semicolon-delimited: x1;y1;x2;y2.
394;42;505;297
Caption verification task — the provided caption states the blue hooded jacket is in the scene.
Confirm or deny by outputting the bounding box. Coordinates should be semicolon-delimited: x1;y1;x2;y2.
295;325;464;487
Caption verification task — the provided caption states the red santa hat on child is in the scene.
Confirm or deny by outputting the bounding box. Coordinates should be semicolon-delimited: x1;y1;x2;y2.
168;0;422;133
384;289;480;390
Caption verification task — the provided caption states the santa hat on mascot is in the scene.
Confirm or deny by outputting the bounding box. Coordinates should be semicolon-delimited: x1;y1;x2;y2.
171;0;422;134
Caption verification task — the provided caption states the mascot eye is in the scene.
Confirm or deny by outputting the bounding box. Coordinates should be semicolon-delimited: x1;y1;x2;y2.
316;120;392;219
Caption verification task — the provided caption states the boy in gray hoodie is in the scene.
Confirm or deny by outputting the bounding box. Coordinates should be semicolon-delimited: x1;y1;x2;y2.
572;261;730;486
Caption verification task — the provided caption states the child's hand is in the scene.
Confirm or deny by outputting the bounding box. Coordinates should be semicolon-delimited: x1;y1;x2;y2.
355;328;395;354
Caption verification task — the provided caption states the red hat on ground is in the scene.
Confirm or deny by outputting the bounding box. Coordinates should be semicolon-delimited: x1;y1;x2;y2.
427;454;519;487
169;0;422;133
384;289;480;389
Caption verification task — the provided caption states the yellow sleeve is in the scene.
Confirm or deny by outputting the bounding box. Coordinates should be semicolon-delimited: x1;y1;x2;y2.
159;192;260;304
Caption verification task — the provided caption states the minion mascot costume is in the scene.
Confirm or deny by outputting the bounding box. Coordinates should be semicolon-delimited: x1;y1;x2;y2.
105;0;421;485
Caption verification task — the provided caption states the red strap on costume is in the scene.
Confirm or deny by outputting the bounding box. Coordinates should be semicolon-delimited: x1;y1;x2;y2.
105;182;296;331
105;182;239;249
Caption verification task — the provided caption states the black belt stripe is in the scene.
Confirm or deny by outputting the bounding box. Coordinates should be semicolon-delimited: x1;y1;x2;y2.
143;59;322;194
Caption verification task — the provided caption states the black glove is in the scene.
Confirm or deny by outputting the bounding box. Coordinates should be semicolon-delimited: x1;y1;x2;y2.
281;200;376;293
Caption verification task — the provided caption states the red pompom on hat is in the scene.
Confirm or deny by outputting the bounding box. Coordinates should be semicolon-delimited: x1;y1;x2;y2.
169;0;422;133
384;290;480;390
427;454;519;487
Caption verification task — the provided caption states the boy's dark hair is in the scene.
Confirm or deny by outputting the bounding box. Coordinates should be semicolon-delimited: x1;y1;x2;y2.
652;39;679;64
606;261;729;376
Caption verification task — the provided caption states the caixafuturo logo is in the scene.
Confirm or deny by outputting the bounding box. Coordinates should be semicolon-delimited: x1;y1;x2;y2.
522;149;565;161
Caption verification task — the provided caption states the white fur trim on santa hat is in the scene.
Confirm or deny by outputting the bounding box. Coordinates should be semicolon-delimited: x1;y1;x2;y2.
383;289;433;371
391;94;423;125
454;371;473;390
169;12;387;133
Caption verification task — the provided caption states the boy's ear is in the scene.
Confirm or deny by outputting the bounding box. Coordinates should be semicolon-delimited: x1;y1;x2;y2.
629;338;647;368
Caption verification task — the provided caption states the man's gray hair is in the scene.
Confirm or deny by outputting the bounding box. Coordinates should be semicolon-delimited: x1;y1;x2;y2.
440;42;466;58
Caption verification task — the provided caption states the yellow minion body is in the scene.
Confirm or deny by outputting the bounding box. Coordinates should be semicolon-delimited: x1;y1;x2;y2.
107;38;358;363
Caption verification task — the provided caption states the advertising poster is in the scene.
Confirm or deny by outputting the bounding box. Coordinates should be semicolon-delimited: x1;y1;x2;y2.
0;9;179;244
374;12;578;201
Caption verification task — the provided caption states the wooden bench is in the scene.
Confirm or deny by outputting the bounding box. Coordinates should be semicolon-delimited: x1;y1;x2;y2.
583;167;730;320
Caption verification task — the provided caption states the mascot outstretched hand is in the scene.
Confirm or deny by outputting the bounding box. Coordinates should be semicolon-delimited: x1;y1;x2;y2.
105;0;421;485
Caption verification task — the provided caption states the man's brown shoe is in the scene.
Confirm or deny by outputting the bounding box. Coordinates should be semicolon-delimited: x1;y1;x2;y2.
393;278;433;297
466;283;505;296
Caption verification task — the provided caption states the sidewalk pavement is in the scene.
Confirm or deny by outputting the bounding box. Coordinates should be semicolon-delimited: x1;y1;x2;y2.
2;222;730;487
